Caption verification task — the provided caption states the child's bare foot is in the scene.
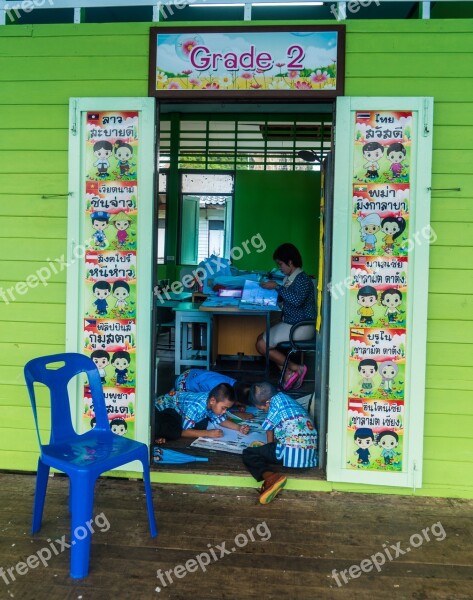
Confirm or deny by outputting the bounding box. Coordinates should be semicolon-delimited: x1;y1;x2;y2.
155;437;166;445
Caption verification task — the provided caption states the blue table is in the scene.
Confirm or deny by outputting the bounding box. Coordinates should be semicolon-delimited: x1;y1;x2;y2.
173;302;212;375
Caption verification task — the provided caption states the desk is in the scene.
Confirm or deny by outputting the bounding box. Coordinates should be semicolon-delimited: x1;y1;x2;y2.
173;302;212;375
199;300;280;378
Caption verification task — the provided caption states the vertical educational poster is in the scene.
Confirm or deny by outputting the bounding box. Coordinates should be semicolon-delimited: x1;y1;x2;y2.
347;110;412;472
82;111;139;438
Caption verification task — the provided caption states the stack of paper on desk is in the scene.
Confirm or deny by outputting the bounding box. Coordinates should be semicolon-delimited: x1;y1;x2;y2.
240;280;278;308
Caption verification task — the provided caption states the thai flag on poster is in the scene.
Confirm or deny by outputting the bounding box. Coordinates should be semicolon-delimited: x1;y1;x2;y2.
357;112;371;119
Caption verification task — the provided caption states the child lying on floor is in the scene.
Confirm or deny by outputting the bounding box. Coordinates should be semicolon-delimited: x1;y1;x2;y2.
242;382;318;505
154;382;250;444
175;369;253;419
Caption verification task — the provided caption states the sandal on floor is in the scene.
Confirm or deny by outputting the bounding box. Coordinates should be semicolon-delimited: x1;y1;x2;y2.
259;473;287;505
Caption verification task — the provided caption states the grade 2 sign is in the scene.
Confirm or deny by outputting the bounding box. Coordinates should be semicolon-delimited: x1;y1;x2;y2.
149;26;345;98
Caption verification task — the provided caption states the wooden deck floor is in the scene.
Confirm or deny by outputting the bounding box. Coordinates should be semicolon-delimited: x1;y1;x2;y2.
0;473;472;600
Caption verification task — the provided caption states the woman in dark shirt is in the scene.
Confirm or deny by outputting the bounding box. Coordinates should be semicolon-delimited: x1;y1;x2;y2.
256;243;315;390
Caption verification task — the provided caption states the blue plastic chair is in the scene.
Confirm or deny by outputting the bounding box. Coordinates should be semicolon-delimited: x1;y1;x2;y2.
24;352;158;579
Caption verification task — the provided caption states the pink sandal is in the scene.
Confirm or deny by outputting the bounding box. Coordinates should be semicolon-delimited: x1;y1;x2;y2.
293;365;308;390
283;370;299;391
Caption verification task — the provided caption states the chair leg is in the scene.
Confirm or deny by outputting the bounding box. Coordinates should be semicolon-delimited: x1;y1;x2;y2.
69;475;96;579
32;458;50;534
141;456;158;538
279;350;294;388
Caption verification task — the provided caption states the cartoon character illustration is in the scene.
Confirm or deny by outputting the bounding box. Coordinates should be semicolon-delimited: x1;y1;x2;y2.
111;350;130;385
379;361;399;395
112;280;130;312
114;140;133;178
362;142;384;180
93;141;113;178
381;216;407;254
358;213;381;253
386;143;407;179
354;427;375;465
111;212;132;247
93;281;111;316
381;288;403;323
110;418;128;436
90;349;110;384
357;285;378;325
91;211;110;249
377;430;400;465
358;358;378;396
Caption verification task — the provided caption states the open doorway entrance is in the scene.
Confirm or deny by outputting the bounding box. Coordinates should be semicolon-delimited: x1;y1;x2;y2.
153;103;334;480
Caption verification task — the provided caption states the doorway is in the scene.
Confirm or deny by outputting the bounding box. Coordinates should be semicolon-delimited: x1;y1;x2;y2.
153;105;334;479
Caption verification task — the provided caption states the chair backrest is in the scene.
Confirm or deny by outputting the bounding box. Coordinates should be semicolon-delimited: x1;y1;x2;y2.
24;352;110;447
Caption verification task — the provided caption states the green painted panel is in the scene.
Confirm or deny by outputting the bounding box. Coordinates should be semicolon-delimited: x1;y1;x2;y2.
0;80;148;104
432;126;473;150
434;103;473;127
0;282;66;305
0;130;68;151
429;246;473;269
0;367;26;386
428;294;473;321
0;174;67;195
432;150;473;174
424;436;473;463
0;196;66;218
0;216;66;237
423;459;473;486
0;105;69;129
0;34;148;57
0;343;64;366
425;388;473;415
427;342;473;367
427;319;473;343
0;321;65;344
0;56;148;81
428;270;473;295
0;428;41;453
347;54;473;78
431;197;473;223
0;239;66;260
428;174;473;198
346;78;473;102
1;406;50;429
233;170;320;272
426;365;473;391
0;303;65;324
348;33;473;53
425;413;473;439
1;151;67;173
0;451;39;472
430;222;473;246
0;383;50;406
0;261;67;282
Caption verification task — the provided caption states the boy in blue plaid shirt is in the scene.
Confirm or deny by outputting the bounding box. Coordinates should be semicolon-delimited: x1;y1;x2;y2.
154;382;249;444
243;382;317;504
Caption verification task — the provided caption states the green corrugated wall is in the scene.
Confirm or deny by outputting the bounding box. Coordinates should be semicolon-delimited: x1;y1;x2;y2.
0;20;472;497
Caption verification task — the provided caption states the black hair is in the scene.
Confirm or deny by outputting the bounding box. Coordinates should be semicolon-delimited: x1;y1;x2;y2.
249;382;277;407
381;216;407;240
93;141;113;152
358;359;378;372
233;381;251;406
381;288;402;303
377;430;399;443
273;243;303;268
387;143;406;156
112;280;130;293
354;428;374;441
362;142;384;154
91;349;110;360
93;281;111;292
114;140;133;155
110;418;127;431
208;382;235;404
357;286;377;299
111;350;131;363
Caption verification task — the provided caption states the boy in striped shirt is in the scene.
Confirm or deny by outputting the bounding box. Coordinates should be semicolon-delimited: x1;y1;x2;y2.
242;382;318;504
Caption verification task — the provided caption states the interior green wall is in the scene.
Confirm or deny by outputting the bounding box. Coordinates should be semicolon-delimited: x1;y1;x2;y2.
233;170;320;274
0;19;472;499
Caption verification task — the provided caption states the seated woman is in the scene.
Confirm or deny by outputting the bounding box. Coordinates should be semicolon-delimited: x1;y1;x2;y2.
256;243;315;391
